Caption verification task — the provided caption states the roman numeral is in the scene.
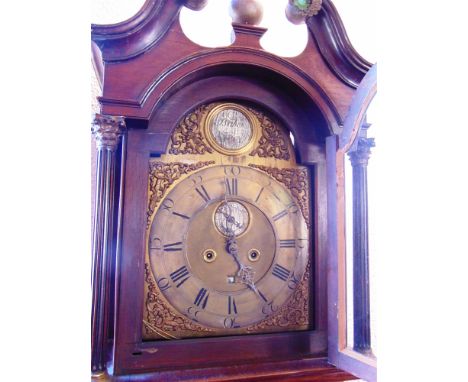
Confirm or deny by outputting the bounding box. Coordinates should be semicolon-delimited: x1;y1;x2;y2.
280;239;296;248
272;192;282;202
172;211;190;220
195;185;211;203
170;266;190;287
228;296;238;315
272;209;288;221
225;178;238;196
194;288;209;309
254;187;264;203
272;264;291;282
157;277;171;292
149;237;162;250
163;242;183;252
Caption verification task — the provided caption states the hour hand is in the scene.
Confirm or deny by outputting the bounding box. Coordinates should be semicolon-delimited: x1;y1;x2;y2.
226;236;257;288
246;280;262;299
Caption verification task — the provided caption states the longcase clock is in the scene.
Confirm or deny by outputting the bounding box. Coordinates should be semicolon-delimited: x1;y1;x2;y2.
91;0;374;380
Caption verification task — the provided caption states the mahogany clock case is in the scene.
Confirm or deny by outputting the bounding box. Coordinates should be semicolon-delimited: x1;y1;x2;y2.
115;78;329;375
91;0;371;379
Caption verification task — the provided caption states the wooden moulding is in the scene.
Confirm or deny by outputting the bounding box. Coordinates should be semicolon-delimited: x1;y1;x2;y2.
90;1;373;380
327;64;377;382
94;357;357;381
307;0;372;88
91;0;370;90
91;115;126;374
91;0;366;127
112;106;329;375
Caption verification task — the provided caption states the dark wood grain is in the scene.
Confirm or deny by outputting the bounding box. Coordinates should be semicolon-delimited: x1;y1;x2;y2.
91;0;372;379
326;65;377;381
307;0;372;88
91;117;125;374
112;123;329;375
93;13;355;128
91;0;180;62
106;357;358;381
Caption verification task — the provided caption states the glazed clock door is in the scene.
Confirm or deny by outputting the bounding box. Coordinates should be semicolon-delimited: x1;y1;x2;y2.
327;64;377;382
142;102;313;340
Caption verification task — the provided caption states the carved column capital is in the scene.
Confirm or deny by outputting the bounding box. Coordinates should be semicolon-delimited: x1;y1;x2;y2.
348;137;375;167
92;114;125;151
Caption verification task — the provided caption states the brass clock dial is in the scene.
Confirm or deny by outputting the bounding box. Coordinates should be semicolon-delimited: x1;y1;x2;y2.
148;165;309;330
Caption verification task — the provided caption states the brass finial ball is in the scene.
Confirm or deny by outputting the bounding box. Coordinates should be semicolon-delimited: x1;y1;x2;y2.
229;0;264;26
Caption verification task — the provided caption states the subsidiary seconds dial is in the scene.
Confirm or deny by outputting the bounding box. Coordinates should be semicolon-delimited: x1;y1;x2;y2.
214;201;250;237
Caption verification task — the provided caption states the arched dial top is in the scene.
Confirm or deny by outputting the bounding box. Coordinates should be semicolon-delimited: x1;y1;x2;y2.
148;165;309;331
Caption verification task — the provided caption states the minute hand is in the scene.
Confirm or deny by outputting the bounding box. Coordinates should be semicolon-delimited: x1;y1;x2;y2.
226;234;262;298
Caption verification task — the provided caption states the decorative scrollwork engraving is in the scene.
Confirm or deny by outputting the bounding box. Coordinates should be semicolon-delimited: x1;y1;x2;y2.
147;161;215;226
249;165;310;227
246;261;310;331
144;264;213;338
249;109;290;160
168;105;213;155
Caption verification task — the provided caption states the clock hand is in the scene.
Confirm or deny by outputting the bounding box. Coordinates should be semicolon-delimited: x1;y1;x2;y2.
220;208;243;229
223;177;259;291
226;234;257;290
221;177;243;230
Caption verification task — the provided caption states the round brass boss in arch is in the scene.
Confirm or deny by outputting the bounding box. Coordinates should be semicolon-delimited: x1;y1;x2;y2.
203;103;260;155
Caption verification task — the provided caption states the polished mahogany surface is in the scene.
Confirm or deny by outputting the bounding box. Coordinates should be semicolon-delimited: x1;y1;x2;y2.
91;0;370;379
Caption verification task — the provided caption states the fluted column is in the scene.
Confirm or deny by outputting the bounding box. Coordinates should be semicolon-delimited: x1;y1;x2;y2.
91;114;125;375
348;136;374;354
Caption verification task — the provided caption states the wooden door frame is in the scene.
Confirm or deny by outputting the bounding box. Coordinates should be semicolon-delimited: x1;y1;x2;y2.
327;64;377;382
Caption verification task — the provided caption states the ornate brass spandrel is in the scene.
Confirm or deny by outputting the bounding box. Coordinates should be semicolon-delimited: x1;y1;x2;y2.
248;108;291;161
167;102;294;162
168;104;213;155
147;161;215;227
143;263;213;340
246;261;311;332
248;164;311;228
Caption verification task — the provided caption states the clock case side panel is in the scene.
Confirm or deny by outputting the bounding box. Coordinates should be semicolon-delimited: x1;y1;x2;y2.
112;74;332;375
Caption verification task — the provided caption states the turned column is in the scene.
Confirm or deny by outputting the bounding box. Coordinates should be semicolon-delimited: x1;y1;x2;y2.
348;134;374;354
91;114;125;375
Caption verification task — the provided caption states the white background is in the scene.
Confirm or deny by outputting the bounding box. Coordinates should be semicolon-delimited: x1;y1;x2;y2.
0;1;467;381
